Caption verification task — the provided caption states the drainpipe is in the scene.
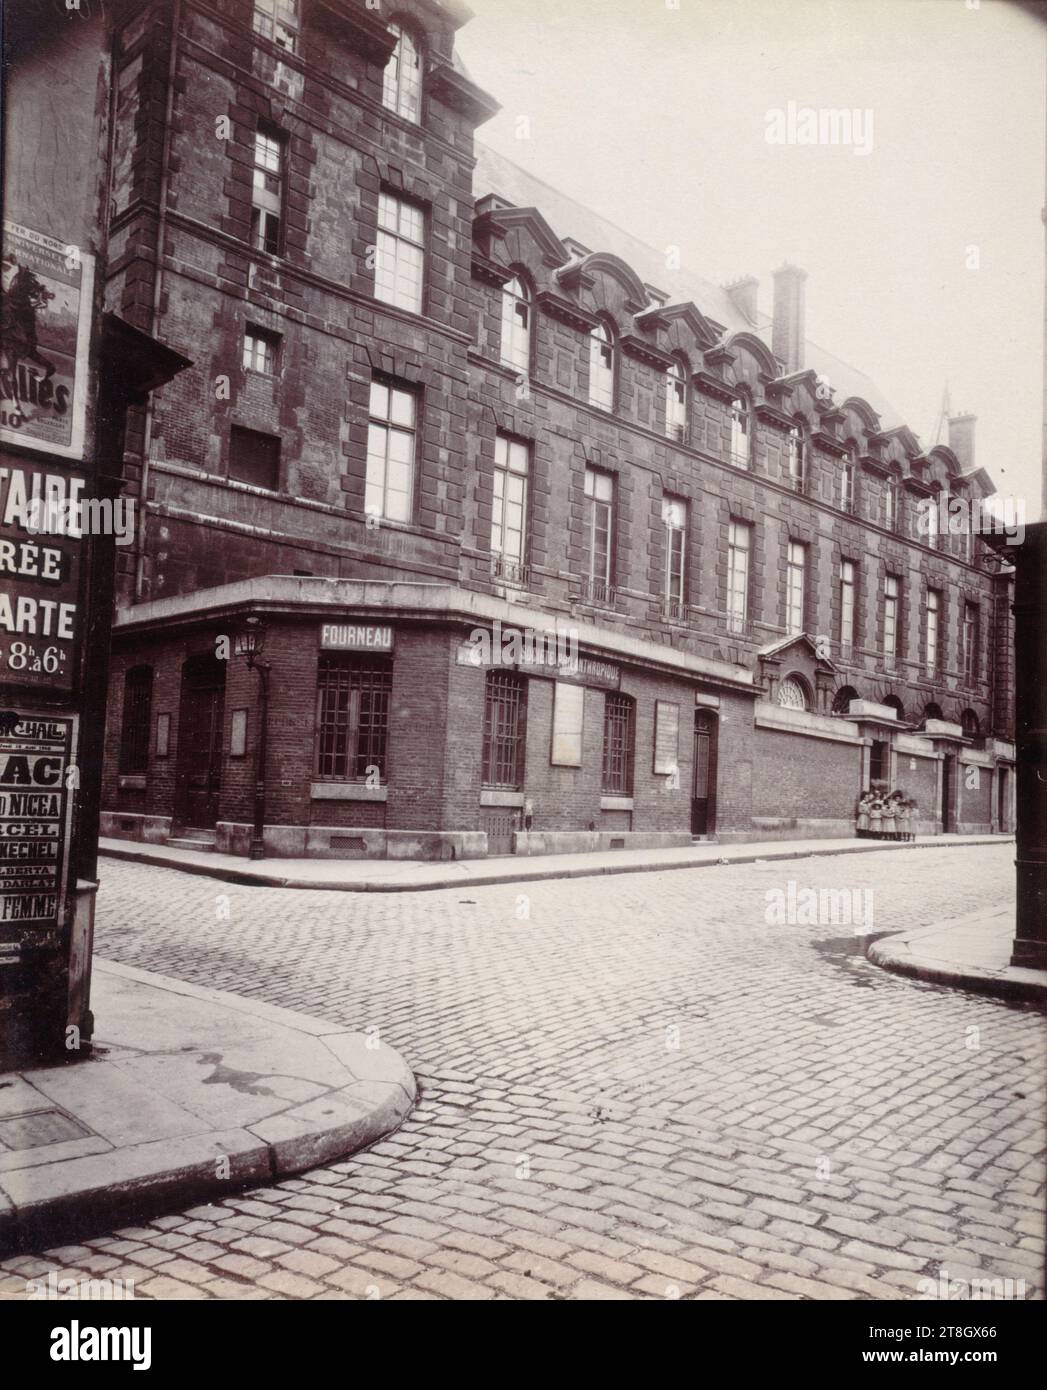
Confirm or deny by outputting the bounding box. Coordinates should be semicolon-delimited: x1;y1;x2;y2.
135;0;181;601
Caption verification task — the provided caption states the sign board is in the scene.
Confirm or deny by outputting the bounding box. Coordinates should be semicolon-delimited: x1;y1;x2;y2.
1;222;94;460
0;458;83;693
551;681;585;767
320;622;394;652
0;710;77;945
653;700;680;775
456;633;619;690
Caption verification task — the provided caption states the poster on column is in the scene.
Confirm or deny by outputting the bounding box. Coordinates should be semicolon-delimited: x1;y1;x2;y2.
0;710;77;949
1;221;94;460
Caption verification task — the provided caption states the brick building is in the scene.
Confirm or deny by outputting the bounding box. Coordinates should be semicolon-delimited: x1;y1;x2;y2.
98;0;1016;860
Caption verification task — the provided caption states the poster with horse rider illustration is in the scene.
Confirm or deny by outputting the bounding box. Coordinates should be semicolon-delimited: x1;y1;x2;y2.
1;221;94;460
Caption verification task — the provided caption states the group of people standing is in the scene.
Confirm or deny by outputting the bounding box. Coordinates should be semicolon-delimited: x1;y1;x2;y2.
855;788;919;841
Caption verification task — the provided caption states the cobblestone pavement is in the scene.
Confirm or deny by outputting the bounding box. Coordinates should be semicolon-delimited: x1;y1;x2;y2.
3;843;1044;1301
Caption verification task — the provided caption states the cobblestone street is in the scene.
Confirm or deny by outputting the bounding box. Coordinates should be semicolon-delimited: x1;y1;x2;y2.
3;842;1044;1301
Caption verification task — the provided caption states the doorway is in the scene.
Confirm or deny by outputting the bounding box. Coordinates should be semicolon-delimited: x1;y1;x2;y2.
691;710;718;835
997;767;1009;833
940;753;954;833
174;653;226;829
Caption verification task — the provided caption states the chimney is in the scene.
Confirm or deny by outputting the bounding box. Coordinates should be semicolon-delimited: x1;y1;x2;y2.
948;413;976;472
772;263;807;374
724;275;759;325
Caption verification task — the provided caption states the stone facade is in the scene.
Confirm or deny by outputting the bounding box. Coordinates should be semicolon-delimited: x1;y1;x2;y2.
99;0;1016;857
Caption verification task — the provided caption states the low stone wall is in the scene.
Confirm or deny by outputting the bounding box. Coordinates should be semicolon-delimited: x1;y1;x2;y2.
99;811;172;844
215;822;487;861
720;818;855;843
512;830;693;856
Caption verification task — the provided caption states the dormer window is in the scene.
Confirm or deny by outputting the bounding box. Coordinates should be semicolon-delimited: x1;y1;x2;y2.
589;320;616;411
840;445;857;514
884;477;898;532
253;0;298;53
383;23;422;123
500;274;532;375
665;357;688;441
729;393;752;468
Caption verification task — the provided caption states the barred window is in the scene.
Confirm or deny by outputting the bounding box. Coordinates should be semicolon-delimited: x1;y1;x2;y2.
482;671;527;789
602;693;635;795
119;665;153;774
315;656;392;780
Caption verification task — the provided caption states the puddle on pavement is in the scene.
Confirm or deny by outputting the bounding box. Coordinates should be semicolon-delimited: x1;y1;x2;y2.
810;932;915;992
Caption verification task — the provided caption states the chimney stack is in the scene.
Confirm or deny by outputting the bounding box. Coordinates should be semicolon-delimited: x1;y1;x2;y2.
948;413;976;472
724;275;759;325
772;263;807;375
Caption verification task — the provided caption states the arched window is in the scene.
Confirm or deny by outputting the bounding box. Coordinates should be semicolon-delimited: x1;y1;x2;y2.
500;273;532;375
383;23;422;123
787;418;806;492
922;702;944;726
832;684;859;715
883;694;905;722
588;319;616;411
729;392;752;468
119;665;153;774
961;709;980;740
665;356;688;442
778;675;811;711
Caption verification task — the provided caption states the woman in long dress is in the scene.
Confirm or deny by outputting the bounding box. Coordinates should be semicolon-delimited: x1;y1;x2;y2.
856;794;871;837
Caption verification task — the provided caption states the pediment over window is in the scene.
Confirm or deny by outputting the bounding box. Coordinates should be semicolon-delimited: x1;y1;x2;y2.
756;634;837;714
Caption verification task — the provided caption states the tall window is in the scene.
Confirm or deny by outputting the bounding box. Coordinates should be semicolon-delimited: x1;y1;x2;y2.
252;0;298;52
785;540;806;634
584;468;614;587
963;602;979;680
482;670;527;789
119;665;153;774
602;693;635;795
229;425;280;490
840;447;857;514
729;394;751;468
500;274;532;375
315;656;392;781
787;421;805;492
375;191;425;314
839;559;856;656
924;588;941;677
243;325;279;374
588;320;615;410
491;434;529;571
884;478;898;533
883;573;901;666
366;378;416;523
727;520;751;633
960;526;972;564
662;496;687;605
251;126;285;254
382;23;422;123
665;358;688;441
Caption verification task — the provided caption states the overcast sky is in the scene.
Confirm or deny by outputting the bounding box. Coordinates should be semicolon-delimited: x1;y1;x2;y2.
457;0;1046;520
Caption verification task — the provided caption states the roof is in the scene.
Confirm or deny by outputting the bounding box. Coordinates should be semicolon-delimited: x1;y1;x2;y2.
473;142;903;431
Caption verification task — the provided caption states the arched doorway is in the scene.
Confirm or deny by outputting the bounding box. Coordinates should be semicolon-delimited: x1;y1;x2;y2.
174;653;226;829
692;709;719;835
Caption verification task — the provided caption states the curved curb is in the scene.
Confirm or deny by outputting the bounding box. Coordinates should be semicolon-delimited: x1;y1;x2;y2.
866;936;1047;1005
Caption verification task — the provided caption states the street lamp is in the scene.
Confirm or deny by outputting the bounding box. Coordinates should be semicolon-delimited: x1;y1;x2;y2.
235;616;270;861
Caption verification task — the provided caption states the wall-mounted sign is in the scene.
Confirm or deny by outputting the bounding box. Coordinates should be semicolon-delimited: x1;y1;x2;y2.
551;681;585;767
1;222;94;460
456;630;619;690
0;459;82;693
155;712;170;759
320;622;394;652
230;708;248;758
653;700;680;775
0;710;76;945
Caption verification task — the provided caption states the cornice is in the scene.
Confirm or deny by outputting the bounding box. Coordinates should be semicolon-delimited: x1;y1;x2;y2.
535;290;598;332
426;60;500;127
620;334;675;370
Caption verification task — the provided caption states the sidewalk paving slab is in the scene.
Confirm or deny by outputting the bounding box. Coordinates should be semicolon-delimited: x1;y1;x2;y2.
0;960;415;1255
867;907;1047;1004
99;832;1012;894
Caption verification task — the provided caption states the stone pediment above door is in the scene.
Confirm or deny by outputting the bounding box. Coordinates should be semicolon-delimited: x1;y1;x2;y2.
756;634;837;714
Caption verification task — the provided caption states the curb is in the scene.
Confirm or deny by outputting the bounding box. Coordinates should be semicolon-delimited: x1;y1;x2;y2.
866;935;1047;1005
99;835;1013;895
0;961;416;1255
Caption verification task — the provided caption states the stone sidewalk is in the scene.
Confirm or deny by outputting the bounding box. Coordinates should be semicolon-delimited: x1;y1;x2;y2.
0;961;414;1255
99;831;1011;893
868;907;1047;1004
